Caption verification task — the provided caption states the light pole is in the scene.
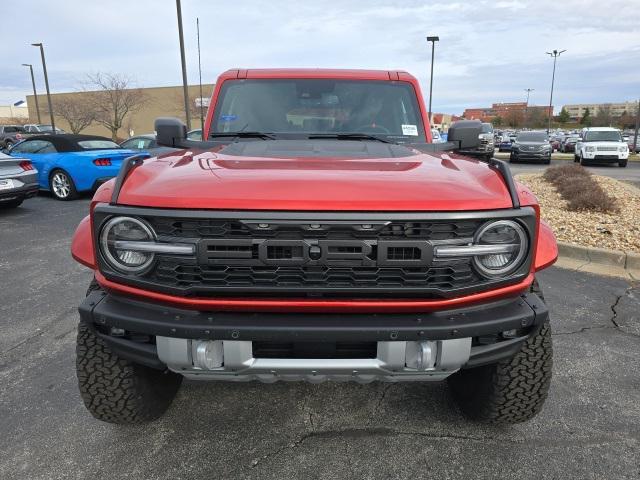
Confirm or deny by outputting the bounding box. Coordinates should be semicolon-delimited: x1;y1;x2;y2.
196;17;204;130
31;43;55;132
524;88;534;127
22;63;42;124
176;0;191;131
426;36;439;125
546;49;566;134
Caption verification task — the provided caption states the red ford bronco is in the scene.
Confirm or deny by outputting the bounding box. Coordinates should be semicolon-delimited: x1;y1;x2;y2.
71;68;558;425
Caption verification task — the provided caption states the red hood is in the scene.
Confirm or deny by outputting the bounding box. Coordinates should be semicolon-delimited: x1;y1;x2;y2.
115;148;513;211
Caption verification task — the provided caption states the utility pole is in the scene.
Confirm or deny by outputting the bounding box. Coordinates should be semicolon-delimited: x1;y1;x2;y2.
196;17;204;130
546;49;566;134
633;99;639;154
31;43;55;132
22;63;42;123
524;88;534;127
426;36;439;125
176;0;191;130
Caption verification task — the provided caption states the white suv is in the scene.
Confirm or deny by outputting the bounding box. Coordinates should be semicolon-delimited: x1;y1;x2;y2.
575;127;629;167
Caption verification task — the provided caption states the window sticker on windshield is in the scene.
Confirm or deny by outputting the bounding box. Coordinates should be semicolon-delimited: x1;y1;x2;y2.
401;124;419;136
220;115;238;122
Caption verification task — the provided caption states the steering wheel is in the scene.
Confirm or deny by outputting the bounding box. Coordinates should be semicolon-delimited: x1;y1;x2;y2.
354;124;390;135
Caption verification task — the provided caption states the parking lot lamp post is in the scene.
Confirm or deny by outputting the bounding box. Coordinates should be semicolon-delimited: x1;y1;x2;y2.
546;49;566;134
22;63;42;124
31;43;55;132
524;88;534;126
176;0;192;131
426;36;439;125
633;99;639;154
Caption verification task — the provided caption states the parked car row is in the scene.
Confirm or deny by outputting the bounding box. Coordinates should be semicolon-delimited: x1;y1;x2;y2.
0;124;66;149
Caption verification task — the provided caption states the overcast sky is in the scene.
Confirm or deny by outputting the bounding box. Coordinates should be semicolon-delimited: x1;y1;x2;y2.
2;0;639;114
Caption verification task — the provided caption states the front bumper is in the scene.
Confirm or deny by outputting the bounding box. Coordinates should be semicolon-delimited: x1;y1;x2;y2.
511;150;551;162
79;289;548;382
582;152;627;163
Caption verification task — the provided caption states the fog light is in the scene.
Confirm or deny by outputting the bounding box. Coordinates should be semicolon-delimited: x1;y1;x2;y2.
193;340;223;370
405;341;437;370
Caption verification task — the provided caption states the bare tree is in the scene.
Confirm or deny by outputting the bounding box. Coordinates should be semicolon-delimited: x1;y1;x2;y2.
593;104;612;127
51;96;95;133
85;72;147;141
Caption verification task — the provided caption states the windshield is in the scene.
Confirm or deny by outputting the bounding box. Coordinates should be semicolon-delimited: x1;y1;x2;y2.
481;123;493;133
211;79;426;143
516;132;547;142
584;130;622;142
77;140;121;150
37;125;54;132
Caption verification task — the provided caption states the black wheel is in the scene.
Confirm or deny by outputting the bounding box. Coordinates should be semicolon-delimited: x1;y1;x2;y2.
50;169;78;200
574;153;579;162
448;280;552;424
76;280;182;424
4;140;13;149
579;153;588;166
1;198;23;208
619;160;627;167
544;156;551;165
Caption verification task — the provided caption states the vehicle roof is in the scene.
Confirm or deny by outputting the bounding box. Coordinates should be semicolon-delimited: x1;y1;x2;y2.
22;134;116;152
124;134;155;140
584;127;620;131
218;68;416;81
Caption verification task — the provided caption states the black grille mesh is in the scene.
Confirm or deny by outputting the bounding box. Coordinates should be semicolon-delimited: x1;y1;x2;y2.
134;216;486;297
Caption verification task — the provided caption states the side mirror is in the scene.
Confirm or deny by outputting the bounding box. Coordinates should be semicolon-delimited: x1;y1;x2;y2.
448;120;482;150
155;117;187;147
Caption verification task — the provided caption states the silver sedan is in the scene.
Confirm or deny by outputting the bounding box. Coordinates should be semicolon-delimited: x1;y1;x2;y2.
0;152;39;208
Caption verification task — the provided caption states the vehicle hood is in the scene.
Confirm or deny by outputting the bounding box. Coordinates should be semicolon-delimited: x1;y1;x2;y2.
514;141;547;147
114;141;514;211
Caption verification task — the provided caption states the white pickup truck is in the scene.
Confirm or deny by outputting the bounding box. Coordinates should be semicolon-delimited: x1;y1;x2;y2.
575;127;629;167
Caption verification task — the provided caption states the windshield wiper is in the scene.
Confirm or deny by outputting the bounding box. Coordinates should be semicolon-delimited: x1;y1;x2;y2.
209;131;277;140
308;133;395;144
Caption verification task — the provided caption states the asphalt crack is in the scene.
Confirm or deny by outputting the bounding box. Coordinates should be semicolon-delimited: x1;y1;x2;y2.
373;383;393;414
609;285;640;339
248;428;501;469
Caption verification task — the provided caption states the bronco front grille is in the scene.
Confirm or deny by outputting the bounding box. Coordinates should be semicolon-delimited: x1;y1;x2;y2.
94;207;536;299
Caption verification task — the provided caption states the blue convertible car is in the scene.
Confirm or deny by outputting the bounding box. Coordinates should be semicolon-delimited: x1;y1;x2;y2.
8;134;148;200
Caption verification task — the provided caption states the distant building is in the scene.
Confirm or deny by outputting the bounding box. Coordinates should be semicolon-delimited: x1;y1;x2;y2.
562;101;639;119
0;103;29;123
463;102;552;123
25;84;214;139
431;113;463;130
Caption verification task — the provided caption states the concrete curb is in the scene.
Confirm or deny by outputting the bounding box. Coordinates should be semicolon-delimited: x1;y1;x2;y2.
556;241;639;280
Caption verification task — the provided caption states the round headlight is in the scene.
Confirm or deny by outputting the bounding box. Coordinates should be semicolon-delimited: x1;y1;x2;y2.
473;220;528;277
99;216;155;273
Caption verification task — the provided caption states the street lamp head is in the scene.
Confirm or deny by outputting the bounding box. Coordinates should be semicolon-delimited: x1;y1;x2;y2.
22;63;31;67
426;36;439;42
31;42;43;47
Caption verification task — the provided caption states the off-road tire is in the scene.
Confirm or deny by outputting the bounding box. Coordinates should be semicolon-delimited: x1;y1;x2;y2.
619;159;627;168
448;281;552;424
76;279;182;423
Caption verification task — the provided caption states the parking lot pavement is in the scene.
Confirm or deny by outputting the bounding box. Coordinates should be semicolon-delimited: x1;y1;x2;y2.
504;157;640;188
1;196;639;480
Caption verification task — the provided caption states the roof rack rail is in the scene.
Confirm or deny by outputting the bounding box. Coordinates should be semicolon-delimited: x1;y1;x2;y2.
110;154;149;205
